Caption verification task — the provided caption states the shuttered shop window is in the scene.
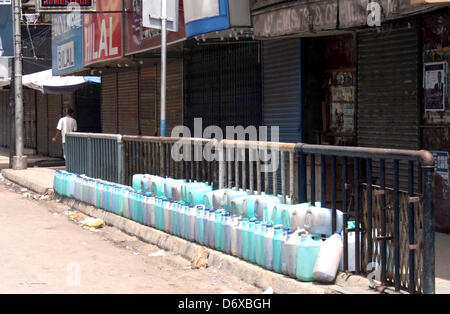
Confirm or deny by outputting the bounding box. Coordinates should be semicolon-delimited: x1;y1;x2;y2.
0;91;10;147
263;39;302;143
36;92;48;155
101;73;118;134
358;25;420;190
47;94;62;158
139;65;157;136
118;70;139;135
24;89;36;149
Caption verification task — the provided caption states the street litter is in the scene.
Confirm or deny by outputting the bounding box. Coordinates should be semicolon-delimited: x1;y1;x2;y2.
263;287;273;294
64;210;80;220
80;217;104;229
191;247;209;269
39;193;51;201
148;250;165;257
21;188;28;192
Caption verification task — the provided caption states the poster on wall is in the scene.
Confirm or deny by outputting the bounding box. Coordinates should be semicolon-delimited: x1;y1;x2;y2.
0;1;13;57
432;151;449;184
330;102;355;133
424;61;448;111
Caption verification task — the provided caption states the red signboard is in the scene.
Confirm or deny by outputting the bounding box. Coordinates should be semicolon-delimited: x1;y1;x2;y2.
83;0;122;66
125;0;186;55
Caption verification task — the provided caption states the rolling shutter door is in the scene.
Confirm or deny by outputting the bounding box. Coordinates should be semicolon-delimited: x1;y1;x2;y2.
118;69;139;135
47;94;62;158
36;92;48;155
263;39;302;143
165;58;183;136
101;73;118;134
0;91;10;147
263;39;302;194
23;89;36;150
184;43;262;133
358;25;420;190
139;65;157;136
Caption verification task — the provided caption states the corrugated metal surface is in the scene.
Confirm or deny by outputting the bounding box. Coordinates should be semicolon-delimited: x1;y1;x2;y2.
36;92;48;155
101;73;118;134
263;38;302;143
164;58;184;136
358;24;420;190
23;89;36;150
184;42;262;132
0;91;11;148
139;64;158;136
118;69;140;135
47;94;63;158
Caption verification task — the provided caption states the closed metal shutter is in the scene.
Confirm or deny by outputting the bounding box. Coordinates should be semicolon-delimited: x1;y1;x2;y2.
358;24;420;190
23;89;36;150
36;92;48;155
0;91;10;147
139;65;157;136
184;43;262;133
118;69;139;135
47;94;63;158
263;38;302;143
101;73;118;134
164;58;184;136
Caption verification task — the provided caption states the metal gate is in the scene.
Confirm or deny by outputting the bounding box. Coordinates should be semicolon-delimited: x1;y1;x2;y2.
358;23;421;191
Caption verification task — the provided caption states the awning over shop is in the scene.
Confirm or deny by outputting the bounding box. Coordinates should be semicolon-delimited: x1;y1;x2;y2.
0;69;100;94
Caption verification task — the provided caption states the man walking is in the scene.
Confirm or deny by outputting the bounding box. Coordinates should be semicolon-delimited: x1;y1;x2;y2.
52;108;77;159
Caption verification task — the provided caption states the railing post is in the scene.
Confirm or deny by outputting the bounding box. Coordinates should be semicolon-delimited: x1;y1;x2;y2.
218;141;226;189
117;135;123;184
87;137;93;178
422;165;435;294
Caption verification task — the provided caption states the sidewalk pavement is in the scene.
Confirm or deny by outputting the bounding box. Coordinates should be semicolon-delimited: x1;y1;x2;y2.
0;147;65;170
1;167;449;294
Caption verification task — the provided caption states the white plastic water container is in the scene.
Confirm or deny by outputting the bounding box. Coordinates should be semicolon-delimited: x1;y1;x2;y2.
149;195;156;228
313;232;343;283
164;179;185;200
171;184;183;202
224;214;233;254
164;201;171;232
293;206;344;236
281;228;290;275
207;209;217;248
230;216;241;257
264;224;275;270
234;218;244;258
222;189;248;210
286;228;301;278
253;195;281;221
187;206;198;242
230;196;248;217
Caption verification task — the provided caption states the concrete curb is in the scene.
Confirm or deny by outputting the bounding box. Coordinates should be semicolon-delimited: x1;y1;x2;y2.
1;169;54;195
57;195;373;294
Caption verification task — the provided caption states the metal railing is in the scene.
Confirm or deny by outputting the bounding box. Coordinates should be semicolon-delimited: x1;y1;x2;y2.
64;132;435;294
65;132;123;183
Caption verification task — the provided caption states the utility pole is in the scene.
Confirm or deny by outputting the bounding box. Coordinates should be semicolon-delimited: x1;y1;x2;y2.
8;60;15;168
160;0;167;137
12;0;27;169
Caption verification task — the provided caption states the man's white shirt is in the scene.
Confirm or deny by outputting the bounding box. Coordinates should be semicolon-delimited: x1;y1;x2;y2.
57;116;77;143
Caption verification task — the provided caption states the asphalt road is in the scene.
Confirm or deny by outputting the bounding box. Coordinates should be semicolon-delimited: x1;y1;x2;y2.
0;182;261;294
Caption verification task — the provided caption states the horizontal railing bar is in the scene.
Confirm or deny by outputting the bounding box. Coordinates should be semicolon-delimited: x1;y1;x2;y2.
294;143;434;166
67;132;122;140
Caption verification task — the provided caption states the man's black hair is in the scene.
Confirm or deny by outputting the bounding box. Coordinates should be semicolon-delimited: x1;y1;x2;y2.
67;108;74;115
